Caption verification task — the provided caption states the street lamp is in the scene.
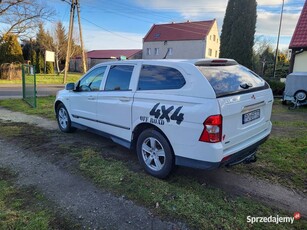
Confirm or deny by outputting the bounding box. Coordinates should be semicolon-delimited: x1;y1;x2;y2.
273;0;285;78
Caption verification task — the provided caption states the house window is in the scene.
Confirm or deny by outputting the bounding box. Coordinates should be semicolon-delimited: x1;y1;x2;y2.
208;48;212;56
217;38;219;43
215;50;218;58
210;35;212;40
167;48;173;55
213;35;216;41
146;48;151;56
154;48;159;55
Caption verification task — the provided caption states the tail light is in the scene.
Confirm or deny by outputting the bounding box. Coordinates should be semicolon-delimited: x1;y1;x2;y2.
199;115;222;143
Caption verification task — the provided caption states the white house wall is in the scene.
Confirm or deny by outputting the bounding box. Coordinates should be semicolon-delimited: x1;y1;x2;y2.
143;40;206;59
293;51;307;72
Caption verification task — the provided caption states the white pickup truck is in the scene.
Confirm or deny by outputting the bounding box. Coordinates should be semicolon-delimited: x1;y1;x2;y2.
55;59;273;178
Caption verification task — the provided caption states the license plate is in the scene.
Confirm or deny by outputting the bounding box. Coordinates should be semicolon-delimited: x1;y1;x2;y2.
242;109;260;124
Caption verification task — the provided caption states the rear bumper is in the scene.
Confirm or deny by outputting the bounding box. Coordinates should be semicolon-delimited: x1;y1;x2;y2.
220;134;269;167
175;134;269;170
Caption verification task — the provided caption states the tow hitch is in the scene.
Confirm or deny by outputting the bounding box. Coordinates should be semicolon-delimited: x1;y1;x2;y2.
243;154;257;164
225;150;258;167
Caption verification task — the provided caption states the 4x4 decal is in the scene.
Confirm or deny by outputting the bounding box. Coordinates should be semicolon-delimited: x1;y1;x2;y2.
149;103;184;125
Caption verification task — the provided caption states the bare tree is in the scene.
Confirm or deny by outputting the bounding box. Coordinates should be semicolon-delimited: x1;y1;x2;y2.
0;0;54;38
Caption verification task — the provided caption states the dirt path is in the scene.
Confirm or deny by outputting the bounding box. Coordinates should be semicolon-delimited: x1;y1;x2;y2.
0;107;306;223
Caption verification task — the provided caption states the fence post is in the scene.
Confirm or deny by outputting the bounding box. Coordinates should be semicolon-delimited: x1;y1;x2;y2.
22;64;25;99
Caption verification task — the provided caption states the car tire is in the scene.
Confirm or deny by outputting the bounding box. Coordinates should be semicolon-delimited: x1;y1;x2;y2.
136;129;174;179
294;90;307;102
56;103;76;133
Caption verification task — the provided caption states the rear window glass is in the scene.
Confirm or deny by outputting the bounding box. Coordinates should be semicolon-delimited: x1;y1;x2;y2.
197;65;266;97
138;65;186;90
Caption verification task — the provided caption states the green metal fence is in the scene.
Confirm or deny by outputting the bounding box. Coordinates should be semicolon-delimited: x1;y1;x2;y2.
22;64;37;108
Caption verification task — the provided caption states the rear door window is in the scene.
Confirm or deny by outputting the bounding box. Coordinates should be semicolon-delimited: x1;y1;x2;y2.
138;65;186;90
197;65;267;97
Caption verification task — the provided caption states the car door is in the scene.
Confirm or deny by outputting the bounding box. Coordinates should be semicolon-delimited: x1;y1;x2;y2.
96;64;136;143
69;66;107;129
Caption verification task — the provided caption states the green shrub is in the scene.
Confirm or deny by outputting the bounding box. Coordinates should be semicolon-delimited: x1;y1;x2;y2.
263;78;285;96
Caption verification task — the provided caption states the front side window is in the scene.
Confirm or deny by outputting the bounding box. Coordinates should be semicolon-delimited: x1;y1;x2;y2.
104;65;134;91
138;65;186;90
78;66;106;91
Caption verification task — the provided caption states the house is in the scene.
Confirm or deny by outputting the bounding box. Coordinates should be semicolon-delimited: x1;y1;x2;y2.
289;1;307;73
142;19;220;59
70;49;142;72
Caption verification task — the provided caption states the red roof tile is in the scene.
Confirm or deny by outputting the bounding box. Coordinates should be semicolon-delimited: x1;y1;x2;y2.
80;49;142;59
289;1;307;49
143;20;215;42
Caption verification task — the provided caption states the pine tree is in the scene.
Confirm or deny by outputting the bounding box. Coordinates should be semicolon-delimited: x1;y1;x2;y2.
36;24;55;73
0;34;24;64
220;0;257;69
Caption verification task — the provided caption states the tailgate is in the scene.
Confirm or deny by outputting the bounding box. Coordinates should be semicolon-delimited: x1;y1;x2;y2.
218;89;273;150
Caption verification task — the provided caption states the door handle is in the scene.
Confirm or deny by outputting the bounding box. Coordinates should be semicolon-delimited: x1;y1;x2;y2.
119;97;130;102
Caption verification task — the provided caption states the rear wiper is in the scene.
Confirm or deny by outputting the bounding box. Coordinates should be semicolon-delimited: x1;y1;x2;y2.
240;83;253;89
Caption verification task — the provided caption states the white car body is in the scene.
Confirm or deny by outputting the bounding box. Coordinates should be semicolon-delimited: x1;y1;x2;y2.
55;59;273;177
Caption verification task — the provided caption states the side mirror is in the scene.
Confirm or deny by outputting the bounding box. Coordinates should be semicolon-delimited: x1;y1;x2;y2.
65;82;75;91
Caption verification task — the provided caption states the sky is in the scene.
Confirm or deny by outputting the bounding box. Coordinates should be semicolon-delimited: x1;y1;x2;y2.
47;0;305;52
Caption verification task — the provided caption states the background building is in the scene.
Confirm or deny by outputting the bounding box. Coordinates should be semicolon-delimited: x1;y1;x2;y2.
289;1;307;73
143;20;220;59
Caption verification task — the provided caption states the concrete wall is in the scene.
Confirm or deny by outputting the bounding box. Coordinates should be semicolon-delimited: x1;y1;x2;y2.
205;20;220;58
142;40;206;59
293;51;307;72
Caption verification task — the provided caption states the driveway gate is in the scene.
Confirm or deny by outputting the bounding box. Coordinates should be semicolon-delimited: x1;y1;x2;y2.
22;64;37;108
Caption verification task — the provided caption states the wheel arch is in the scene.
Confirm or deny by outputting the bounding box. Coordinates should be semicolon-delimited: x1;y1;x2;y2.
132;123;175;156
54;100;64;114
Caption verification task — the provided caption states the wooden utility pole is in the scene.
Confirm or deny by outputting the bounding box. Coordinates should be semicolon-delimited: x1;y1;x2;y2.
273;0;284;78
63;0;75;84
76;0;87;73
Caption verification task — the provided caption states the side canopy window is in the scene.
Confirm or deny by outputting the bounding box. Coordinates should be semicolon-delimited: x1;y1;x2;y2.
78;66;106;91
104;65;134;91
138;65;186;90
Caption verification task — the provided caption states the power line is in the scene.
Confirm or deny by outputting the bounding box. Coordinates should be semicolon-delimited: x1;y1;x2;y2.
81;17;141;43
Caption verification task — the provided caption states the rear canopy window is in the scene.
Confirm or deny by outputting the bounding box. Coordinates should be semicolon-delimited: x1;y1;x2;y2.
197;65;266;97
138;65;186;90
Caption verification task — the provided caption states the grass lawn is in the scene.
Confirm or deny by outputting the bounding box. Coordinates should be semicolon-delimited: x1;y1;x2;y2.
0;96;56;120
0;72;82;85
0;168;73;229
234;101;307;191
